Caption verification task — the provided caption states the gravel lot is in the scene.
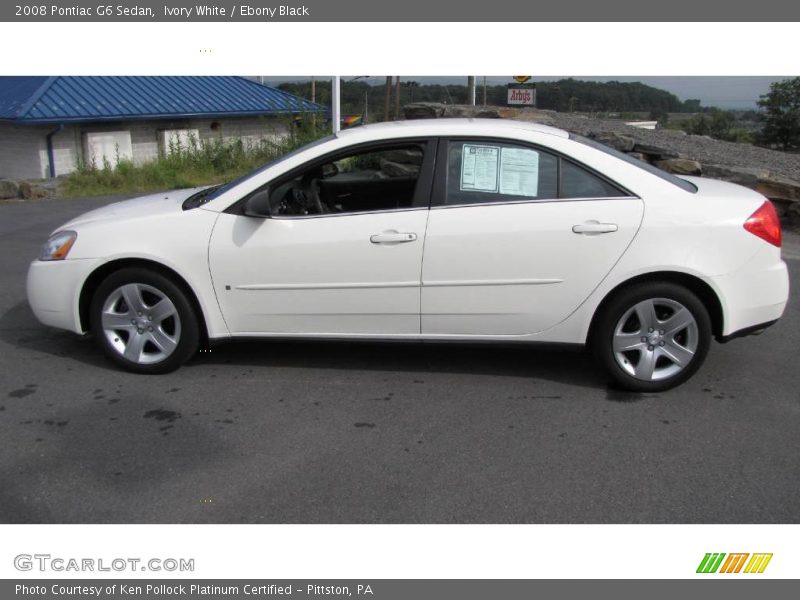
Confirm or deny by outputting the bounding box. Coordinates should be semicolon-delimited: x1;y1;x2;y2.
0;195;798;524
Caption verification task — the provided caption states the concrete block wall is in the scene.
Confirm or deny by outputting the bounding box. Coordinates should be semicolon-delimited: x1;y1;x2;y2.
0;116;294;180
47;126;81;175
0;123;47;179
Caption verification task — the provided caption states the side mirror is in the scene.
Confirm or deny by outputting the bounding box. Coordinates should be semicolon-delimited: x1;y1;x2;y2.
242;190;272;218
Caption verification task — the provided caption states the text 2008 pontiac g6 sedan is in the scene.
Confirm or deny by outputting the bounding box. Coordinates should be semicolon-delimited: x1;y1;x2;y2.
27;119;789;391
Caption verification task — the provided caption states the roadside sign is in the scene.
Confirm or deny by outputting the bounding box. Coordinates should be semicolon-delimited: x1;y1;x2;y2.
507;84;536;106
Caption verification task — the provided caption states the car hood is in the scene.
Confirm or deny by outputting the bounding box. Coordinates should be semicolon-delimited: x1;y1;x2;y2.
58;187;207;231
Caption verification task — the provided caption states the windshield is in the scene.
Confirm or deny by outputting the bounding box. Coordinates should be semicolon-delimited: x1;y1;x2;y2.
189;133;337;207
570;134;697;193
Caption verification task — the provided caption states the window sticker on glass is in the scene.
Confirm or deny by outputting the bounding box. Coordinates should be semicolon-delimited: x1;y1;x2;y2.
460;144;499;192
499;147;539;197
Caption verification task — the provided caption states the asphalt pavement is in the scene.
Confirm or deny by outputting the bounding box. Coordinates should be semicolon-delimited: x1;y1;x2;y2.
1;195;798;523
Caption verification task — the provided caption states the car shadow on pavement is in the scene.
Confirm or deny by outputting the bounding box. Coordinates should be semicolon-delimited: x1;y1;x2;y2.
0;300;109;370
189;338;611;391
1;300;612;391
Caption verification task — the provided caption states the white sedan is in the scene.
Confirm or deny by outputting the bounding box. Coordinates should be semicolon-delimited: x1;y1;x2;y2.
27;119;789;391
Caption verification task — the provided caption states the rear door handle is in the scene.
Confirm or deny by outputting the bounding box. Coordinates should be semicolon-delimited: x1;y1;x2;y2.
572;221;618;235
370;231;417;244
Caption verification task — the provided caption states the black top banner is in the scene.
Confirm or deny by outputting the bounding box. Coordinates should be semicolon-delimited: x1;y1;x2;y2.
4;0;800;21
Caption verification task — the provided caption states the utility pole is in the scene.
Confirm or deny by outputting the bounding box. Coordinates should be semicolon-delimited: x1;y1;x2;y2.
332;76;341;134
467;76;476;106
383;76;392;122
310;76;316;131
482;76;487;106
394;76;401;120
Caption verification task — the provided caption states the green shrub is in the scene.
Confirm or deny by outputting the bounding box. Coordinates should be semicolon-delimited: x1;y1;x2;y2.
63;117;328;197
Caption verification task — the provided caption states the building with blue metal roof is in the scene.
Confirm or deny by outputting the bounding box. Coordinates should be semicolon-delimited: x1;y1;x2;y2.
0;76;327;180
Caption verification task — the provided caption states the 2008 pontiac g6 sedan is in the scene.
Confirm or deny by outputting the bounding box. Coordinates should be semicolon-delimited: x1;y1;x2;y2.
27;119;789;391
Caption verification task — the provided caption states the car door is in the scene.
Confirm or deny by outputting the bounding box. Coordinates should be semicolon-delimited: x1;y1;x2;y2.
421;138;644;336
209;139;435;336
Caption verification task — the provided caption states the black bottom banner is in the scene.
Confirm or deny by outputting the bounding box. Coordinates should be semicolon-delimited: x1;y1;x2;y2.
3;580;798;600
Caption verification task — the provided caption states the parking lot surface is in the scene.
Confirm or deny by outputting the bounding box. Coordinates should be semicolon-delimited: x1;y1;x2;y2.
1;195;798;523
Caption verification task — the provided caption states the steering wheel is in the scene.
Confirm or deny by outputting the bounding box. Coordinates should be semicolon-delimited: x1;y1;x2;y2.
297;175;326;214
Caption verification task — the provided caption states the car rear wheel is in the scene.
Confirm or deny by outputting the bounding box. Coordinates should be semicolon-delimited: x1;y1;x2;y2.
593;282;712;392
89;268;199;374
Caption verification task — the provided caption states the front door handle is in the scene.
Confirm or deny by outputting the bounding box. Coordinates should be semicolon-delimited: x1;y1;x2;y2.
572;221;618;235
370;231;417;244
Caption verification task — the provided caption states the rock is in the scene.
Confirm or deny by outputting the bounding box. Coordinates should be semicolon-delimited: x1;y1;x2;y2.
0;179;19;200
22;183;51;199
654;158;702;176
441;105;472;118
632;143;680;159
626;152;650;163
591;132;635;152
702;165;800;206
771;199;791;219
379;160;420;178
404;103;512;121
755;173;800;202
473;108;503;119
403;102;446;119
508;108;557;125
787;202;800;229
702;164;766;187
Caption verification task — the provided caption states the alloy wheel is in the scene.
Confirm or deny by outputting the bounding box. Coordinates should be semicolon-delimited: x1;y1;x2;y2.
612;297;699;381
100;283;182;364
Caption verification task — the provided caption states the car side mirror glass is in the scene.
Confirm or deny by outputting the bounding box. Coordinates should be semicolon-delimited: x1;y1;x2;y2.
242;189;272;218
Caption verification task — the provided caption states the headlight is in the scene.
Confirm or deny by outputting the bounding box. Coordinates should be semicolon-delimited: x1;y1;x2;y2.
39;230;77;261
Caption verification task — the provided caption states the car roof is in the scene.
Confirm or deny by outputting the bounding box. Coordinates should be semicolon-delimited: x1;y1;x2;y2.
335;118;570;141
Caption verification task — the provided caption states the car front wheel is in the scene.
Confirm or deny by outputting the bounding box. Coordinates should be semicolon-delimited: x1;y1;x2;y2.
593;282;712;392
89;268;200;374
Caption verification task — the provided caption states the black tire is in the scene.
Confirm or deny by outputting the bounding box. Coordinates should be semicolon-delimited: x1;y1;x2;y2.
89;267;200;374
592;282;712;392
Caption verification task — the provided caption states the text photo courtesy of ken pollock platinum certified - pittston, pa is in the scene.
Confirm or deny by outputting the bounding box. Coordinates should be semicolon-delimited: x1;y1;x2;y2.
15;583;367;597
27;5;312;18
1;74;798;527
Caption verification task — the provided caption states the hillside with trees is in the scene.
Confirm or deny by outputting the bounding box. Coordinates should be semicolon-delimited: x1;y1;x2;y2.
277;78;701;119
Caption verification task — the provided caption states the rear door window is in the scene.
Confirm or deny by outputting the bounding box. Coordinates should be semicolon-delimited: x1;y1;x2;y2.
443;141;558;205
438;139;628;207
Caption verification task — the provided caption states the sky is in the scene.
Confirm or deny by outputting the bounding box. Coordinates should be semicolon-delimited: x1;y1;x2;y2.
260;76;788;109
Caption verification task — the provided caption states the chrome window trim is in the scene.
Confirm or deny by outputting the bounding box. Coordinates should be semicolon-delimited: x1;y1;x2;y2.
267;206;430;220
429;196;640;211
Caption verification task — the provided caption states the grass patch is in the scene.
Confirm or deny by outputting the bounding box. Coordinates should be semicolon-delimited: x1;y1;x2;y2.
63;121;328;197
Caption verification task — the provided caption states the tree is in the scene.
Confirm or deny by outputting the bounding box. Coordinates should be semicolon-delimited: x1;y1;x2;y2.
682;99;702;112
648;109;669;126
682;109;736;141
758;77;800;150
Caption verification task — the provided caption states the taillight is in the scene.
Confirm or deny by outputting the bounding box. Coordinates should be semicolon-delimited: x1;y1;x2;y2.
744;200;782;247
